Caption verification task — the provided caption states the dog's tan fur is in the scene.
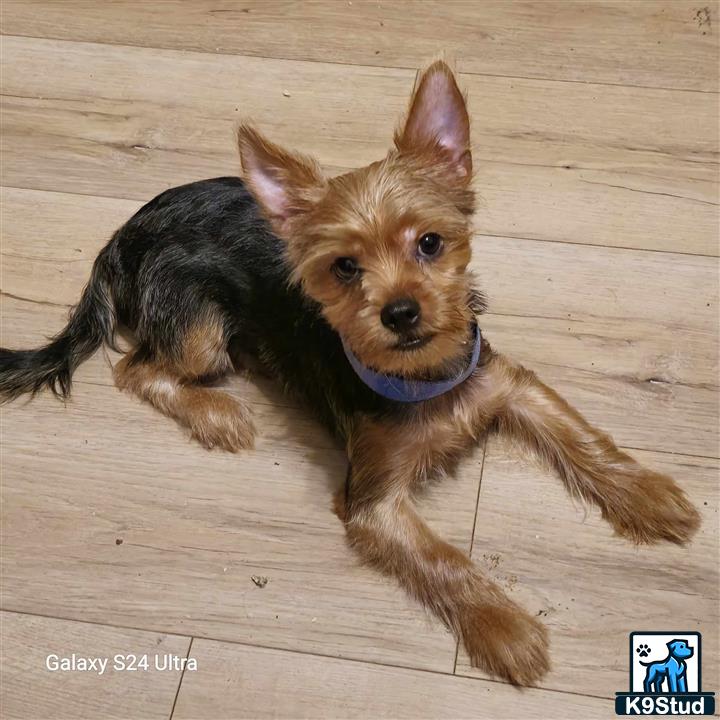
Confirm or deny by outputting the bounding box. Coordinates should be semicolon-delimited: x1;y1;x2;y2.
332;349;698;684
114;313;255;452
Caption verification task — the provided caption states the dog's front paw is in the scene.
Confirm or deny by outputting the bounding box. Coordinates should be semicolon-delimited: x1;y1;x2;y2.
604;470;700;545
459;602;550;686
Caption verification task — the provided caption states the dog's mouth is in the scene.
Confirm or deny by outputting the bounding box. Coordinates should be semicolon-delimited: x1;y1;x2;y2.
393;334;434;352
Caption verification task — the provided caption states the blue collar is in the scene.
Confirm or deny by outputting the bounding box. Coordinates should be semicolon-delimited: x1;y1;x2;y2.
342;323;482;403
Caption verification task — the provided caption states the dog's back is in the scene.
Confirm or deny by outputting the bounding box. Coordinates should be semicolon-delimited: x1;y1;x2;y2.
0;176;393;436
0;177;263;401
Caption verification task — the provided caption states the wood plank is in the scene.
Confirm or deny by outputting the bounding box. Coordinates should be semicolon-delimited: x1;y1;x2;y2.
1;0;718;91
0;611;190;720
171;639;610;720
1;37;717;254
0;368;481;673
482;314;718;459
456;439;719;697
2;187;716;456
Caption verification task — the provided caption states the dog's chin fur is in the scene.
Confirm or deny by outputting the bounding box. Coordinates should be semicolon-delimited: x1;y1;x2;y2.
340;319;474;379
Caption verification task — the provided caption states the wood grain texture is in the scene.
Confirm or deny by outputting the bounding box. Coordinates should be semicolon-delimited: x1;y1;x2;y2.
455;438;719;696
2;187;717;456
1;37;717;254
1;0;718;91
0;3;718;716
171;639;610;720
0;611;190;720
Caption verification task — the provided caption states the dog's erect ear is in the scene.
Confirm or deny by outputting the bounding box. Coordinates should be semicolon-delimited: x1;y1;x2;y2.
238;125;326;234
395;60;471;179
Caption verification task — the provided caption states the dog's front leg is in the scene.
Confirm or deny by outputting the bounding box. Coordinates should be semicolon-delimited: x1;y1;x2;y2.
477;351;700;544
339;417;550;686
643;674;653;693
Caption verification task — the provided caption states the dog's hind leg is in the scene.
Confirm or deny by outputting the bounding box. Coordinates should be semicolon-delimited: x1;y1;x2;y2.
114;313;255;452
477;352;700;545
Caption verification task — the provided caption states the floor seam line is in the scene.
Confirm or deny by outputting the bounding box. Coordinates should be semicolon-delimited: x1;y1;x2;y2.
1;184;717;259
453;434;490;675
0;606;621;700
168;637;193;720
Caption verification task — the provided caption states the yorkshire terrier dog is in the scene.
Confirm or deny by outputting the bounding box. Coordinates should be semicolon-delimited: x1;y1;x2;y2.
0;61;700;685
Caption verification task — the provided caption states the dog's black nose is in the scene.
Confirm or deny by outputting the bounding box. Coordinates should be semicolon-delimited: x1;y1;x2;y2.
381;298;421;334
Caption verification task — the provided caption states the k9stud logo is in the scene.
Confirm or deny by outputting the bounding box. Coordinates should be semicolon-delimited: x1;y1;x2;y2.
615;632;715;715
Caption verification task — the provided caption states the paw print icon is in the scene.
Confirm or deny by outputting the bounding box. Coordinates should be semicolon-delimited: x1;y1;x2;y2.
636;643;651;658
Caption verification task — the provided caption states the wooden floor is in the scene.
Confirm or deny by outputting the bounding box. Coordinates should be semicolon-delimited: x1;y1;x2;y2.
1;2;718;718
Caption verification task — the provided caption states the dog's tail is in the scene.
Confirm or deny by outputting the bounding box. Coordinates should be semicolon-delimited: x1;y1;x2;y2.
0;249;117;402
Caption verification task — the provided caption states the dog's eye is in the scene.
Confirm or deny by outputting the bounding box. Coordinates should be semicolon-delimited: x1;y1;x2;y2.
417;232;443;258
332;257;361;283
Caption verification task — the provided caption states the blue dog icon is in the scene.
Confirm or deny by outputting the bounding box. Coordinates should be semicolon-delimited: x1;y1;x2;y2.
641;639;694;693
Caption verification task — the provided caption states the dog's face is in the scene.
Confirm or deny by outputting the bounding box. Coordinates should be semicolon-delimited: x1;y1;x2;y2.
667;640;694;659
239;61;479;376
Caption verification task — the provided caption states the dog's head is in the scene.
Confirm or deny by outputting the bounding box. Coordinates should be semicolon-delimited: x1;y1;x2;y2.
238;61;481;377
667;640;694;660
